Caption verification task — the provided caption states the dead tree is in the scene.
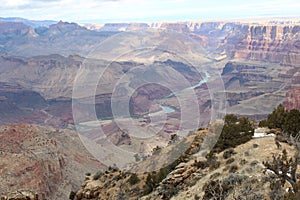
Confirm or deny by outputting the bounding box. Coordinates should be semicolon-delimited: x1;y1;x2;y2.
263;132;300;195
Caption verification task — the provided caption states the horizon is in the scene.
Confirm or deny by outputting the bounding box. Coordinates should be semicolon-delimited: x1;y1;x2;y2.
1;0;300;24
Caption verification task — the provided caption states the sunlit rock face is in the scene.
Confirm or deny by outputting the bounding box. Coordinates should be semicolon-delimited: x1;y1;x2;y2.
284;88;300;110
223;24;300;67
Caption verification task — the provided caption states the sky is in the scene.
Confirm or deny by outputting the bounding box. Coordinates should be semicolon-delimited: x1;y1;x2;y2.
1;0;300;23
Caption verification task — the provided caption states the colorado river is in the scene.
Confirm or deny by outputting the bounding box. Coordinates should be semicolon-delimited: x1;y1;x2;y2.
156;71;209;113
77;71;209;129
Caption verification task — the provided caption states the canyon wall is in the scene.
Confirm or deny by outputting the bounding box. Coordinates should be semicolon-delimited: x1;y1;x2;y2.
223;24;300;67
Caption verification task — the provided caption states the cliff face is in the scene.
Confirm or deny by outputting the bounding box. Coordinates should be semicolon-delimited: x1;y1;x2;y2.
224;24;300;67
284;87;300;110
161;21;300;66
0;124;104;199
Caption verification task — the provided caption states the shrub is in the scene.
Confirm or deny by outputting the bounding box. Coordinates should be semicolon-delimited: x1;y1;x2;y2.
282;109;300;135
112;174;122;181
152;146;162;155
240;159;247;165
93;171;104;180
203;174;248;200
128;173;140;185
264;149;299;196
206;151;220;170
202;179;231;200
108;165;119;172
250;160;259;166
264;104;300;137
267;104;286;129
258;119;268;127
223;173;248;185
194;160;209;169
214;114;254;153
226;158;235;165
223;148;236;159
143;173;156;195
162;187;178;199
69;191;76;200
209;160;221;171
142;156;182;195
229;165;238;173
169;134;179;143
244;151;250;156
134;154;140;162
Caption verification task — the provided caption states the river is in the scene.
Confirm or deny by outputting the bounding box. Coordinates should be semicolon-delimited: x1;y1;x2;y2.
77;72;209;129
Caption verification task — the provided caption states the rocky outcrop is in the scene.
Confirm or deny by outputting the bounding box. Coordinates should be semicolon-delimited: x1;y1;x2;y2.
0;124;104;199
74;129;206;200
0;190;38;200
75;126;298;200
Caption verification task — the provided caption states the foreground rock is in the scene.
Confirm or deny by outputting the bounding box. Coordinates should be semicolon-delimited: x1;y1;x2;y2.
74;131;298;200
0;190;38;200
0;124;104;199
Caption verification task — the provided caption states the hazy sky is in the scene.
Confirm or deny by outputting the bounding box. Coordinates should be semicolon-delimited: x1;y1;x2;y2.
1;0;300;23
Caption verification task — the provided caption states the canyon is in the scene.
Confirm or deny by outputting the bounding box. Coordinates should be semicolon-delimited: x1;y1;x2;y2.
1;17;300;199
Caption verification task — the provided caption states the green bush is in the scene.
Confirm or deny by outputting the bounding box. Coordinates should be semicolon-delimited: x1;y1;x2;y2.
214;114;254;152
258;119;268;127
262;104;300;137
267;104;286;129
143;173;156;195
282;109;300;135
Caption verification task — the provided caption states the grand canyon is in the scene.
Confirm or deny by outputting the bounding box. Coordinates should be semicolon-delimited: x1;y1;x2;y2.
1;14;300;200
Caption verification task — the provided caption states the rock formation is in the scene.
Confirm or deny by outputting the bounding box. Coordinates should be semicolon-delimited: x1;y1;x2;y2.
0;124;104;199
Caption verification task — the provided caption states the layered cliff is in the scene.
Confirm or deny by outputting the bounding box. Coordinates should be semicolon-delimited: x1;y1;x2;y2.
223;23;300;67
284;87;300;110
